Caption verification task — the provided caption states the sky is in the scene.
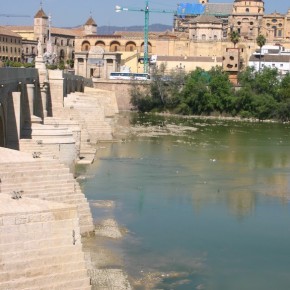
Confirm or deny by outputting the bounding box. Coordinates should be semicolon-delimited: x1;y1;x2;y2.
0;0;289;28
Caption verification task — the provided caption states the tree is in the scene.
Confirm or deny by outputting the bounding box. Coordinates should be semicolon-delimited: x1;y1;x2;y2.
256;34;266;72
179;68;210;115
229;30;240;48
208;67;234;114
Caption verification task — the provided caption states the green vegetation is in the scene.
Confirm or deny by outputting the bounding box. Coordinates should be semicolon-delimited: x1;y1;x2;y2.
2;60;35;68
229;30;240;48
130;66;290;121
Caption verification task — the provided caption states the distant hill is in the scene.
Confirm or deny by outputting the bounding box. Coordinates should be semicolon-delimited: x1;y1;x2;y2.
97;24;172;35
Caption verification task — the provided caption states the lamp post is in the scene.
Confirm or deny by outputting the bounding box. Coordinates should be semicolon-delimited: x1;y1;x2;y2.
96;60;103;78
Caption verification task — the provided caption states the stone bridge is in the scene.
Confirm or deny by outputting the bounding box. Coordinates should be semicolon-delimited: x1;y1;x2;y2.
0;68;87;150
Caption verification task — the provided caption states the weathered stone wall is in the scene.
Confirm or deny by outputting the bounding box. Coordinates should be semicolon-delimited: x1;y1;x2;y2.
92;80;150;111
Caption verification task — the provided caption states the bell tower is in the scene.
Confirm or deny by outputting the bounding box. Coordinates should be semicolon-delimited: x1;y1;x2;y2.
229;0;264;40
34;6;49;43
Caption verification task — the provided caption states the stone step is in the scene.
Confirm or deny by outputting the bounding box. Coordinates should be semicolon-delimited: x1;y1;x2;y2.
0;246;84;266
0;167;70;175
0;160;67;169
0;236;84;252
0;269;90;290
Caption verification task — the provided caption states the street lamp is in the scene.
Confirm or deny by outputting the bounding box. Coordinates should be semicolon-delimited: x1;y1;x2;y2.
96;60;103;78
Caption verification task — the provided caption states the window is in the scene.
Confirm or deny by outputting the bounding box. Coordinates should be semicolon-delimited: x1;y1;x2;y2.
245;8;249;13
202;34;206;40
272;26;277;37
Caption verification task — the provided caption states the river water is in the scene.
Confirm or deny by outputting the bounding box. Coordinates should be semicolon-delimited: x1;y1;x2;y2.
79;113;290;290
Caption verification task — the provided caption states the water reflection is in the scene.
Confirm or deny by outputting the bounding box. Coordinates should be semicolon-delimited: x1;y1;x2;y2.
80;114;290;290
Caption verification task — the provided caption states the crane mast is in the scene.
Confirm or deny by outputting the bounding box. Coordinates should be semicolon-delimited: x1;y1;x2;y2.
116;1;174;73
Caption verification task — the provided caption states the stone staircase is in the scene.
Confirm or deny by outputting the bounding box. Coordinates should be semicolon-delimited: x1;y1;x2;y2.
0;194;91;290
18;122;77;170
19;139;58;160
0;154;94;235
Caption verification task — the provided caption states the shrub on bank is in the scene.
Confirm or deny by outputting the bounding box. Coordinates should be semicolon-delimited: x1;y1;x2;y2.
130;66;290;122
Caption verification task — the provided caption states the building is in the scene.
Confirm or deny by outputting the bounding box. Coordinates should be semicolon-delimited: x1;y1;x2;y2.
189;14;223;41
228;0;264;41
175;0;290;43
262;10;290;41
248;45;290;74
0;26;22;62
2;1;290;77
6;7;97;64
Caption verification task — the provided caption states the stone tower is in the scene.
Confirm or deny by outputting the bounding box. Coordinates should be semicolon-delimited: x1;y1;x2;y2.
84;16;97;35
229;0;264;40
34;7;49;43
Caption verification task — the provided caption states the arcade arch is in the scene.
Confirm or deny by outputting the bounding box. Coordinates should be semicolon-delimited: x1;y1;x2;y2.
81;41;91;51
95;41;106;48
110;41;121;52
141;42;152;53
125;41;137;52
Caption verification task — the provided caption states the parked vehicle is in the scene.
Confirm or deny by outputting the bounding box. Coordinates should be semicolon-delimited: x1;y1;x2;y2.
109;72;150;80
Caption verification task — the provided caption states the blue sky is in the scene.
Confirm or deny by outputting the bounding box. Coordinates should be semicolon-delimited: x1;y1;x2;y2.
0;0;289;27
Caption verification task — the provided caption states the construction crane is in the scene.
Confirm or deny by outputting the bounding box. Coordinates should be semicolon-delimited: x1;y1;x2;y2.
115;1;175;73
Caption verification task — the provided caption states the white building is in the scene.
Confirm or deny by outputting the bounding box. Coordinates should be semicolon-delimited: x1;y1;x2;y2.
249;45;290;74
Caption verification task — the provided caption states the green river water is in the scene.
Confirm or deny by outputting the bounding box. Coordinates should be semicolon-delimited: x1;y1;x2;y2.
79;114;290;290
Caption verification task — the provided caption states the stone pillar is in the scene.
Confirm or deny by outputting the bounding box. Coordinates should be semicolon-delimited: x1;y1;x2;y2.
48;70;65;114
11;92;21;141
84;58;88;78
26;83;35;116
41;85;48;118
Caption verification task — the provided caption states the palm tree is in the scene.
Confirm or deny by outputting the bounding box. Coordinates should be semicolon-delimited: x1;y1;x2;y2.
256;34;266;72
229;30;240;48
